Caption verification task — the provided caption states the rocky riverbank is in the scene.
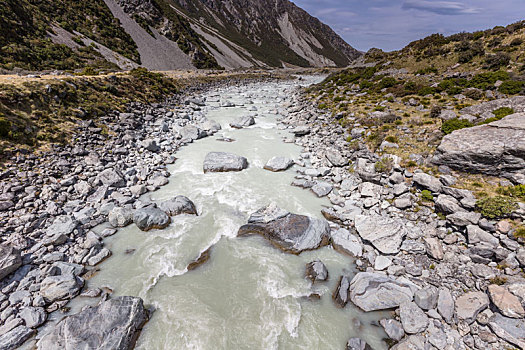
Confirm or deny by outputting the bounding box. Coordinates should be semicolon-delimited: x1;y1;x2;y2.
279;90;525;349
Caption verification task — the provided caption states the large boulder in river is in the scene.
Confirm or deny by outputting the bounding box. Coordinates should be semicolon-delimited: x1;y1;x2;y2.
203;152;248;173
264;157;294;172
354;215;410;254
159;196;198;216
133;207;171;231
0;245;22;281
237;204;331;254
432;113;525;177
37;296;149;350
230;116;255;129
349;272;415;312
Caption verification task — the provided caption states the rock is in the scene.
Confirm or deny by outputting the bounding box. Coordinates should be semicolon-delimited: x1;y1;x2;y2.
467;225;499;247
133;207;171;231
238;204;330;254
354;215;409;254
380;319;405;341
0;326;35;350
394;197;412;209
488;313;525;349
399;301;429;334
203;152;248;173
446;211;481;226
292;126;310;136
179;125;206;140
0;245;21;281
311;182;333;197
37;296;148;350
325;149;348;167
433;113;525;177
140;139;159;152
414;286;439;310
455;291;489;324
413;173;442;193
391;335;426;350
374;256;392;271
423;237;444;260
333;276;351;308
349;272;414;312
346;337;371;350
97;168;125;188
264;157;294;172
45;215;78;237
331;228;363;257
305;260;328;283
229;116;255;129
19;307;47;328
434;194;462;214
40;274;84;303
439;110;456;121
108;207;134;228
158;196;197;216
488;284;525;318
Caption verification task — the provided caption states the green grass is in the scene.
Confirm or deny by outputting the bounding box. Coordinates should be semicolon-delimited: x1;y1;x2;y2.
441;118;473;134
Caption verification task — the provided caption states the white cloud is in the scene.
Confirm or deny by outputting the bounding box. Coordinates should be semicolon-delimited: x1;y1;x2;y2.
402;0;481;15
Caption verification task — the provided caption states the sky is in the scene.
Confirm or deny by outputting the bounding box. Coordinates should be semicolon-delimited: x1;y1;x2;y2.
291;0;525;52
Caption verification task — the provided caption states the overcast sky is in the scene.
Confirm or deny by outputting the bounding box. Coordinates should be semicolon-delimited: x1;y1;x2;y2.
291;0;525;52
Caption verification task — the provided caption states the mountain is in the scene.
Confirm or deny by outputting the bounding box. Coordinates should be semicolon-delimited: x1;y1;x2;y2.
0;0;361;72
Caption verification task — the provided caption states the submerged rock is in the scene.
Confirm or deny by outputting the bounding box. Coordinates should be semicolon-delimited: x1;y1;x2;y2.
187;248;212;271
37;296;149;350
203;152;248;173
159;196;198;216
133;207;171;231
237;204;331;254
346;337;372;350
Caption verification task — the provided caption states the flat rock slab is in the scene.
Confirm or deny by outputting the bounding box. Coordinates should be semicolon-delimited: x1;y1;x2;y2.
37;296;149;350
354;215;410;254
203;152;248;173
264;157;294;172
238;204;330;254
0;245;22;281
433;113;525;176
0;326;35;350
455;291;489;324
349;272;414;312
488;312;525;349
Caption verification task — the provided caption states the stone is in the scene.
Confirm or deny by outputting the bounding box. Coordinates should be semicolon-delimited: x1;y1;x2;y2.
108;207;134;228
229;116;255;129
423;237;444;260
140;138;159;152
19;307;47;328
325;149;348;167
292;126;310;136
158;196;197;216
349;272;414;312
354;215;410;254
380;319;405;341
263;157;294;172
0;245;22;281
346;337;371;350
45;215;78;237
203;152;248;173
97;168;125;188
331;228;363;257
40;274;84;303
37;296;149;350
391;335;426;350
414;285;439;310
446;211;481;226
488;313;525;349
311;182;333;197
434;194;462;214
133;207;171;231
238;204;330;254
374;256;392;271
399;301;429;334
179;125;206;140
305;260;328;283
358;182;382;197
333;276;351;308
0;326;35;350
433;113;525;177
467;225;499;247
413;173;442;193
394;197;412;209
487;284;525;318
455;291;489;324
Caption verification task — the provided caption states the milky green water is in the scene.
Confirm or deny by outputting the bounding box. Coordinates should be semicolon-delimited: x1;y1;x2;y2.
59;78;388;349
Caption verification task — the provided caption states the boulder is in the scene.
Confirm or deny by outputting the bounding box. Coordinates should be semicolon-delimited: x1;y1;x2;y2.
354;215;409;254
0;245;22;281
326;149;348;167
346;338;372;350
305;260;328;283
488;284;525;318
414;285;439;310
203;152;248;173
433;113;525;177
423;237;444;260
413;173;442;193
264;157;294;172
292;126;310;136
349;272;414;312
331;228;363;257
37;297;149;350
158;196;198;216
179;125;206;141
0;326;35;350
488;313;525;349
333;276;351;308
108;207;134;228
40;274;84;303
45;215;78;237
97;168;125;188
455;291;489;324
133;207;171;231
237;204;330;254
229;116;255;129
380;319;405;341
399;301;429;334
19;307;47;328
311;182;333;197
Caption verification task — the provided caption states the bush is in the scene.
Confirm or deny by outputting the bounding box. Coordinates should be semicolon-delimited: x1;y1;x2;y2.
476;196;518;219
430;105;442;118
385;135;398;143
374;157;394;173
498;80;525;95
510;38;523;46
0;117;11;137
496;184;525;200
485;52;511;69
421;190;434;202
379;77;398;89
441;118;473;134
493;107;515;119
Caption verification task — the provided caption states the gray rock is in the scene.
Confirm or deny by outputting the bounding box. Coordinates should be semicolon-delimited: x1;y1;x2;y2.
413;173;442;193
264;157;294;172
292;126;310;136
311;182;333;197
37;296;148;350
488;313;525;349
354;215;409;254
326;149;348;167
305;260;328;283
158;196;197;216
433;113;525;177
133;207;171;231
140;139;159;152
346;337;371;350
230;116;255;129
19;307;47;328
446;211;481;226
349;272;414;312
179;125;206;140
45;215;77;237
414;286;438;310
40;274;84;303
0;326;35;350
455;291;489;324
333;276;351;308
97;168;125;188
423;237;444;260
394;197;412;209
399;301;429;334
203;152;248;173
108;207;134;228
488;284;525;318
434;194;462;214
391;335;426;350
0;246;21;281
380;319;405;341
331;228;363;257
238;204;330;254
467;225;499;247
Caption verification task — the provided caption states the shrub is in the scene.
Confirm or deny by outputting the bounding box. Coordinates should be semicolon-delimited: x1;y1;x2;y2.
441;118;473;134
430;105;442;118
385;135;398;143
493;107;515;119
510;38;523;46
421;190;434;202
514;226;525;239
464;89;483;100
379;77;398;89
485;52;511;69
374;157;394;173
498;80;525;95
496;184;525;200
476;196;518;219
0;117;11;138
